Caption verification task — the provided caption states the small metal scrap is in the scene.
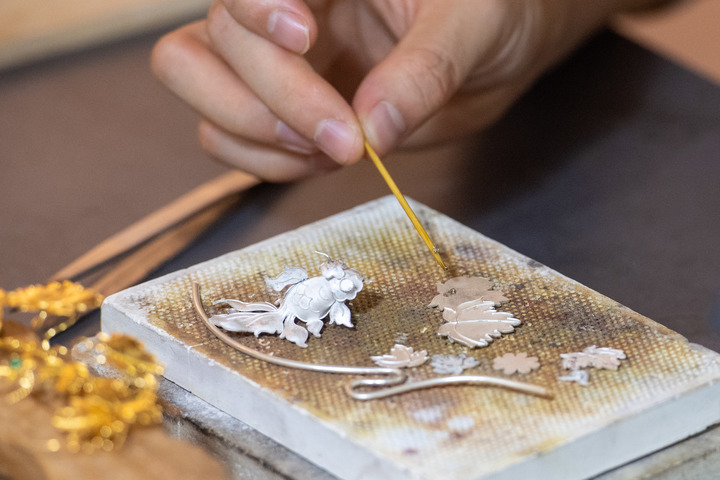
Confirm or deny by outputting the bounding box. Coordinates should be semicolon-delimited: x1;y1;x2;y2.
561;345;627;371
394;332;409;344
430;354;480;375
493;352;540;375
209;254;363;348
371;344;428;369
558;370;590;387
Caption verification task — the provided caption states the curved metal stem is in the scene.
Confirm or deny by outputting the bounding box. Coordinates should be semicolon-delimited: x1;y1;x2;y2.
192;283;552;401
347;375;553;400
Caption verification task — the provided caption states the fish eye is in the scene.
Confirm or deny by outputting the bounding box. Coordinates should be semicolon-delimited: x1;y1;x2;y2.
340;279;354;292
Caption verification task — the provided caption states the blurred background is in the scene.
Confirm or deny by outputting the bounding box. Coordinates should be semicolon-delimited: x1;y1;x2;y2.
1;0;718;80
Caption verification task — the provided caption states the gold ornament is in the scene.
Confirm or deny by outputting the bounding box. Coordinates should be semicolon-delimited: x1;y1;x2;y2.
0;281;104;344
0;281;103;318
0;333;164;453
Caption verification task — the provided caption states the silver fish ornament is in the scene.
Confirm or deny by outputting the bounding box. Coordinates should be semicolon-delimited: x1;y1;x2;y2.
210;256;363;347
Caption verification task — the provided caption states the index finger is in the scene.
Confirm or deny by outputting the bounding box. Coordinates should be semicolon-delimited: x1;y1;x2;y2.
207;2;365;165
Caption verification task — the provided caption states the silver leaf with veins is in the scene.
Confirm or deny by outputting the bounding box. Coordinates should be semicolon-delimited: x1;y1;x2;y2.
372;344;428;368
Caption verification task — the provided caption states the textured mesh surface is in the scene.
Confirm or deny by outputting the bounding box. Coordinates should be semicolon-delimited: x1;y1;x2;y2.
107;196;720;479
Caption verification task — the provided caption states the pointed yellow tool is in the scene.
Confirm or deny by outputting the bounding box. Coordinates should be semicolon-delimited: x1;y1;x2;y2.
364;140;447;270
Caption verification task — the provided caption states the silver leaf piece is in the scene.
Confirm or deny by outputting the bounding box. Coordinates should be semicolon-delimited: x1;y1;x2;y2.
430;277;521;348
371;344;428;369
435;300;521;348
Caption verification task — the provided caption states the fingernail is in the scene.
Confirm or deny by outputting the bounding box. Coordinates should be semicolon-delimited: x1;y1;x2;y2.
314;119;358;164
364;101;406;154
276;121;315;154
267;10;310;54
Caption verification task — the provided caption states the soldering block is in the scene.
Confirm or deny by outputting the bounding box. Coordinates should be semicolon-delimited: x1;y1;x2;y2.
102;195;720;480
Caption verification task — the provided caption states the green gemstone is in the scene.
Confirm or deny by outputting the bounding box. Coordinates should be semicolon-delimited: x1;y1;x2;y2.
10;357;21;369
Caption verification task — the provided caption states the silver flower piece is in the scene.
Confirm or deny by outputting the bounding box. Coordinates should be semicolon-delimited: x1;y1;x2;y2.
492;352;540;375
430;354;480;375
209;254;363;348
371;344;428;368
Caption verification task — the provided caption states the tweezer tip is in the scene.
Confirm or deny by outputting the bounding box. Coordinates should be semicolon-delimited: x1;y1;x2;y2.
436;256;449;270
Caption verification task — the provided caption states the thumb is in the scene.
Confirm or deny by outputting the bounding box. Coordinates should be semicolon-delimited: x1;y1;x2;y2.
353;2;508;154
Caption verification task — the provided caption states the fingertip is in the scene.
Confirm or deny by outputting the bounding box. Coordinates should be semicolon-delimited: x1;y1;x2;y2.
361;100;407;156
149;32;173;81
150;24;196;87
313;119;364;165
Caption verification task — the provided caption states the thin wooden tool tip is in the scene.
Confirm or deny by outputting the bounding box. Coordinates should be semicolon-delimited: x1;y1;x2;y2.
364;141;447;270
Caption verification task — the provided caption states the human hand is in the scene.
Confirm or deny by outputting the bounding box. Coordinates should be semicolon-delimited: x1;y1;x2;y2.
152;0;665;181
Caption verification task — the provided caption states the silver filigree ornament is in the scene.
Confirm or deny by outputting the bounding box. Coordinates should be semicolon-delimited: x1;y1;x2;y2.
192;256;553;401
209;255;363;348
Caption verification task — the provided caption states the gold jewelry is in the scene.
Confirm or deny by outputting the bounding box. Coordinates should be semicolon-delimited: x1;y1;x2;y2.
0;281;104;346
0;333;163;453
